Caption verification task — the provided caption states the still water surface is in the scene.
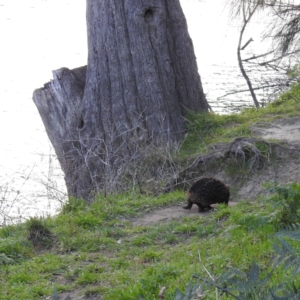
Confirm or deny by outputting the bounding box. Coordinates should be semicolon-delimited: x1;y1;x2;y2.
0;0;281;224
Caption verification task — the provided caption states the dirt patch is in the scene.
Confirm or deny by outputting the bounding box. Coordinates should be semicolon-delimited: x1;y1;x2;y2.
42;292;98;300
237;116;300;200
131;202;238;227
250;116;300;144
234;158;300;200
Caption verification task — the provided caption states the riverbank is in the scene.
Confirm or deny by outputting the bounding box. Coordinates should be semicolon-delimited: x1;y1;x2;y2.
1;83;300;299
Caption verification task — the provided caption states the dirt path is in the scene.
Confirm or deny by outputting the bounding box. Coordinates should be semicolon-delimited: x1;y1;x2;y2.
131;202;238;227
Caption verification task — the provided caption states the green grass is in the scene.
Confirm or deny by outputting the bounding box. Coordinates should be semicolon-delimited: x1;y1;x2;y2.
1;184;300;299
181;83;300;157
1;83;300;299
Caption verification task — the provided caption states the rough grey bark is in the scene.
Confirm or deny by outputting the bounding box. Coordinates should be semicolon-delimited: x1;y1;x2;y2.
33;0;208;201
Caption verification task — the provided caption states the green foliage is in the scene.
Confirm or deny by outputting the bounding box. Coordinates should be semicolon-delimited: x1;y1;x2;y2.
224;229;300;299
221;262;274;299
272;225;300;276
262;182;300;227
0;253;14;265
182;112;244;155
0;237;31;258
287;64;300;81
133;265;180;299
73;212;103;229
0;223;33;262
173;279;206;300
176;231;300;299
186;112;241;136
75;265;103;285
141;250;162;263
274;82;300;104
62;197;86;214
274;68;300;104
255;141;271;156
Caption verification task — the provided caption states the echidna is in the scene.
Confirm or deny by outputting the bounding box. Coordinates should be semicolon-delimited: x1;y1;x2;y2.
183;177;230;213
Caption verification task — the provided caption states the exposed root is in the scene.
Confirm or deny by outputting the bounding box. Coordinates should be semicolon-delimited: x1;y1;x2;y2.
164;137;300;191
187;137;299;170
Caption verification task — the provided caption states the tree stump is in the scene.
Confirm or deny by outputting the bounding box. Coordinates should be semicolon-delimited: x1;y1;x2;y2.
33;0;209;201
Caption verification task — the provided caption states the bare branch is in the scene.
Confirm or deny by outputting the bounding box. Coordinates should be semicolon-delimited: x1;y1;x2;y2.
259;49;300;65
242;50;274;62
217;83;286;99
241;37;254;50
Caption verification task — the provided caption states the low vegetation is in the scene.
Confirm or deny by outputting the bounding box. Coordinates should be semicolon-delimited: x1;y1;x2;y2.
1;79;300;299
1;184;300;299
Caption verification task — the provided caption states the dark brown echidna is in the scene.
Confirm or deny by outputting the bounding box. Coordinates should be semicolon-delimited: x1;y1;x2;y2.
183;177;230;213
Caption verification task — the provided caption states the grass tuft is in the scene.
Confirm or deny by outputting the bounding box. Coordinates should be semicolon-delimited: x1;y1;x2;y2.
26;217;56;249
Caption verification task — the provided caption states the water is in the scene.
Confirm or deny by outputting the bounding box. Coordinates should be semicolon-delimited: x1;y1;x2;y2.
0;0;87;224
0;0;287;224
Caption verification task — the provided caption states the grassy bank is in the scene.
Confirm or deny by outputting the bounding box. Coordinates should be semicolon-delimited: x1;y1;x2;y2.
1;185;300;299
1;83;300;299
181;82;300;157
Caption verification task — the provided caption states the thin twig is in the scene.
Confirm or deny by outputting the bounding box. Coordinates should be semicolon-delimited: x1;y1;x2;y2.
192;275;242;300
198;251;219;300
217;84;284;99
242;50;274;62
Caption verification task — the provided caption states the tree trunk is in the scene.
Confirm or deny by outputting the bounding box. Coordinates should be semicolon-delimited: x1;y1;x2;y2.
33;0;208;201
